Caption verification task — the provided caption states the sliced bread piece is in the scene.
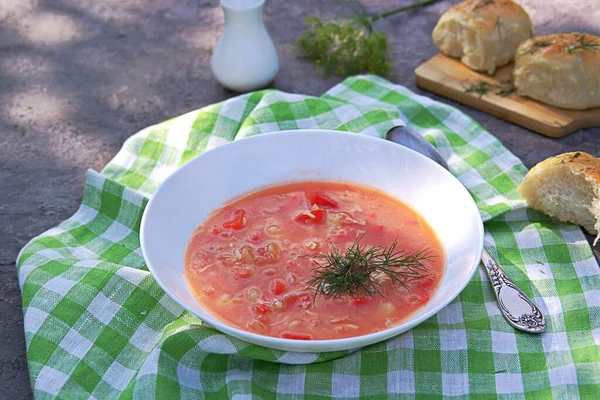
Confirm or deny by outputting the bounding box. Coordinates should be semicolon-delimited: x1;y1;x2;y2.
517;152;600;242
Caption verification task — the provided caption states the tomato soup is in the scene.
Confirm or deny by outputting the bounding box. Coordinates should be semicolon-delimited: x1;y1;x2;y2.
185;182;444;340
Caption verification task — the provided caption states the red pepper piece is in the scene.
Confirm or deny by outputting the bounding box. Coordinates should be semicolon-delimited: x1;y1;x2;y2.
308;194;339;209
281;331;313;340
223;209;247;230
253;303;269;314
270;279;286;295
294;209;325;224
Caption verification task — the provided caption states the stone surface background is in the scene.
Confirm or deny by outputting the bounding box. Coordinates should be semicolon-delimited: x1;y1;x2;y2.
1;0;598;397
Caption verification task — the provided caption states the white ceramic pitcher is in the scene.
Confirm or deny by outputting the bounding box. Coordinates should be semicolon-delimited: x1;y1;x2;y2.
211;0;279;92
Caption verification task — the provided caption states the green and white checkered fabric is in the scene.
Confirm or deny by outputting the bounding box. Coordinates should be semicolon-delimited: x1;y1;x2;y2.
17;75;600;399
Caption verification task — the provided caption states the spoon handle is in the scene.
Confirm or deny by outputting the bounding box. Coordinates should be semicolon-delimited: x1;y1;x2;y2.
385;127;546;333
481;248;546;333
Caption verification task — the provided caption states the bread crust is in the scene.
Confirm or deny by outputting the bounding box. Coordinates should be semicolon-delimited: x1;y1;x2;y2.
526;152;600;185
514;33;600;110
432;0;533;74
518;152;600;236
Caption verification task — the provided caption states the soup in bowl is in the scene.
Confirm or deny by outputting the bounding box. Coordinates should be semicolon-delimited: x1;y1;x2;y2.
140;130;484;352
185;181;446;340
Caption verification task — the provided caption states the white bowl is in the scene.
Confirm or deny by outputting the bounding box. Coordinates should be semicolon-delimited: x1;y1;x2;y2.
140;129;484;352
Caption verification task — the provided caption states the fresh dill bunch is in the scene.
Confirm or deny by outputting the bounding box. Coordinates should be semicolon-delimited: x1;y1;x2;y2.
307;237;434;301
295;0;440;78
296;16;391;78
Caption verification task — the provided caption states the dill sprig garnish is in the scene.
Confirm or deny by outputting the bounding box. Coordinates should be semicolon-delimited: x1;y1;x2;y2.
496;78;516;97
517;39;551;57
495;86;516;97
464;79;515;99
565;33;600;54
528;40;552;54
473;0;494;12
295;0;440;78
465;81;493;98
307;237;434;301
533;40;552;49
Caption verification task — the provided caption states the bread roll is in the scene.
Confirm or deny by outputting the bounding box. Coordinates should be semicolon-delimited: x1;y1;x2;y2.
517;152;600;241
432;0;533;74
514;33;600;110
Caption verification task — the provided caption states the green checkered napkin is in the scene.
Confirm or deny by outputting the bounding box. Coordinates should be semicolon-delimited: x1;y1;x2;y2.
17;75;600;399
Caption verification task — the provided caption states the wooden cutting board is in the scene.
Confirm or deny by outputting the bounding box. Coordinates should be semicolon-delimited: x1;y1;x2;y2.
415;53;600;138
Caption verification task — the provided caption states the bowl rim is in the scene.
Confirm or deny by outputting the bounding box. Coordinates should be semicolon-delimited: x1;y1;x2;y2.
140;129;485;352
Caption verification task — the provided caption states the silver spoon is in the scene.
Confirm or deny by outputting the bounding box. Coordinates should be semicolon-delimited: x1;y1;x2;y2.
386;126;546;333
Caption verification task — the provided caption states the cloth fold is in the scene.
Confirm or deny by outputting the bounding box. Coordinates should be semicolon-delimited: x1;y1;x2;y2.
17;75;600;398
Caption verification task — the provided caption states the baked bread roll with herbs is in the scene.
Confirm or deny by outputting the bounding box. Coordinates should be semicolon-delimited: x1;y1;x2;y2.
432;0;533;75
517;152;600;242
514;33;600;110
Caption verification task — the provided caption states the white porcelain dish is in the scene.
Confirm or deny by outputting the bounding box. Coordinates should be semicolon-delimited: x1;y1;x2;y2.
140;129;484;352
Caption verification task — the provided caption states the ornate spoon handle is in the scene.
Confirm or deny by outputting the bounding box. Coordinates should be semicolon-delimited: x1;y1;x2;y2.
481;249;546;333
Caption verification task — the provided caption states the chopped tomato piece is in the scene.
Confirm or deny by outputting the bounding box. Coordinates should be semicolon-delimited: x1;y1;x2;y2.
281;331;312;340
311;209;325;222
249;231;261;243
294;209;325;224
253;303;270;314
418;278;434;289
308;194;339;208
223;209;247;230
270;279;286;295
